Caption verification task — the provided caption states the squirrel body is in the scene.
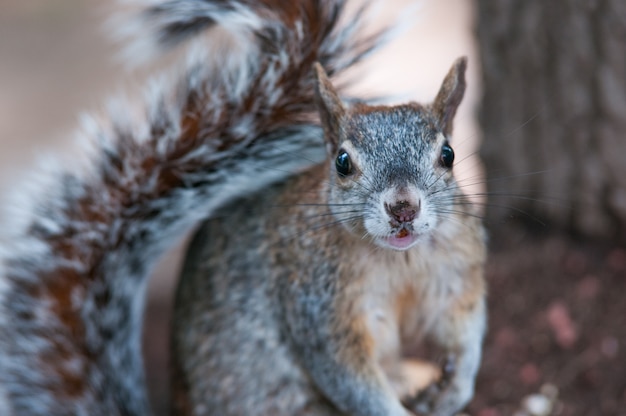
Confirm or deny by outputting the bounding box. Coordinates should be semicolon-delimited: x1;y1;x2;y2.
172;63;487;415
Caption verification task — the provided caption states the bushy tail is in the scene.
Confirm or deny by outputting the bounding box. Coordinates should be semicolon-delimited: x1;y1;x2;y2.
0;1;384;415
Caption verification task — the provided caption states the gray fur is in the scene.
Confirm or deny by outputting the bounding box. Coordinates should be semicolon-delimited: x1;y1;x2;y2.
0;1;384;414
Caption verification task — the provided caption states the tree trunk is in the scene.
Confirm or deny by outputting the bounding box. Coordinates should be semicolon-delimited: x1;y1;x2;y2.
476;0;626;240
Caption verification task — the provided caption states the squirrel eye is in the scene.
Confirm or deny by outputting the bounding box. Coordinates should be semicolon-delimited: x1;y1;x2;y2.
440;143;455;168
335;150;353;176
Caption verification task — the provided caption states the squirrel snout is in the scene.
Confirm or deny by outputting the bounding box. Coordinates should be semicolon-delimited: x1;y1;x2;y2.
385;200;419;224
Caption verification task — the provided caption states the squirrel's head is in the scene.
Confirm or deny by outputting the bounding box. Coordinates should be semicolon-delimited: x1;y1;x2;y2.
313;58;467;251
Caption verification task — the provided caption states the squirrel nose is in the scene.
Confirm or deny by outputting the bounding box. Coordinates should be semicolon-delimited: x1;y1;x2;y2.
386;200;419;223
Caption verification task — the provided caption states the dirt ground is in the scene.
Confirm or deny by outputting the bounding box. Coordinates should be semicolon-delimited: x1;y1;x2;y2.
469;225;626;416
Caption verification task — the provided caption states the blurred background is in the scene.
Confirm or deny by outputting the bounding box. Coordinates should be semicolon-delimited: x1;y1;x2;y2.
1;0;625;415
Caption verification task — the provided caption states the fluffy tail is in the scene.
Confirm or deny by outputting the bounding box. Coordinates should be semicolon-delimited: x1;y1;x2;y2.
0;1;383;414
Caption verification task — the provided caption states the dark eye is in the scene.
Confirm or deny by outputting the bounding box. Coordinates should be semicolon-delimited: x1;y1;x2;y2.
440;143;455;168
335;149;353;176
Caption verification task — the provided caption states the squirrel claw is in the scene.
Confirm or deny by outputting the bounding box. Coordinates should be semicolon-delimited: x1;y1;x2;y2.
402;385;438;415
439;354;456;388
401;355;457;415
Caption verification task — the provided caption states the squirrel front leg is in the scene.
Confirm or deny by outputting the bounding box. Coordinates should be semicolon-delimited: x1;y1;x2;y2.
282;278;411;416
406;292;486;416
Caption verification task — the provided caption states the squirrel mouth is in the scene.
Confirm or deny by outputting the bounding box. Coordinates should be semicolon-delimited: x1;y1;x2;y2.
383;228;418;250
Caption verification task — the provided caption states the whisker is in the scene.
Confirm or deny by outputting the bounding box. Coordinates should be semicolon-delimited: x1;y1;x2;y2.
435;212;483;232
273;202;367;208
425;168;449;191
481;168;555;183
433;208;485;222
504;110;543;137
465;202;546;226
436;192;572;210
301;210;363;220
278;214;364;245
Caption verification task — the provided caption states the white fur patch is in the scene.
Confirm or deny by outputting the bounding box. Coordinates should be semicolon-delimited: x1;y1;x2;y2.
111;0;265;67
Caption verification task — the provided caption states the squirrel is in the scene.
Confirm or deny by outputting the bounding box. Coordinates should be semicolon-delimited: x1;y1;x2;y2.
0;1;487;416
0;0;385;415
171;58;487;416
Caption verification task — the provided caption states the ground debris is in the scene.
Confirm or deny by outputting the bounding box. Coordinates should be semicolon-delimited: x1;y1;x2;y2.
469;230;626;415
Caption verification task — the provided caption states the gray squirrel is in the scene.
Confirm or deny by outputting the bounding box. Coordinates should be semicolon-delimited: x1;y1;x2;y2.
0;1;486;415
172;60;487;416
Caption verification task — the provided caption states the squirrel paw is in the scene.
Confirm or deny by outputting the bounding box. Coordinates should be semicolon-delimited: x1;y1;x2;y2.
401;355;459;416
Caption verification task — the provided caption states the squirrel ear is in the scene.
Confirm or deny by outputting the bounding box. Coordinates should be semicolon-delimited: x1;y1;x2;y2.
313;62;345;152
432;57;467;137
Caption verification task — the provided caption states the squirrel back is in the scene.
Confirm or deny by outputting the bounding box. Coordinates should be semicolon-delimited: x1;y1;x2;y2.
0;1;384;414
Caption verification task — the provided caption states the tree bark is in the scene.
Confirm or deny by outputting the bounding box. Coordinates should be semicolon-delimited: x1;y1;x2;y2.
477;0;626;240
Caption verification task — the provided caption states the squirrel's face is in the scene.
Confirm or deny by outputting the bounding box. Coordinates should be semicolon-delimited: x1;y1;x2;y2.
326;106;458;251
313;57;468;251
